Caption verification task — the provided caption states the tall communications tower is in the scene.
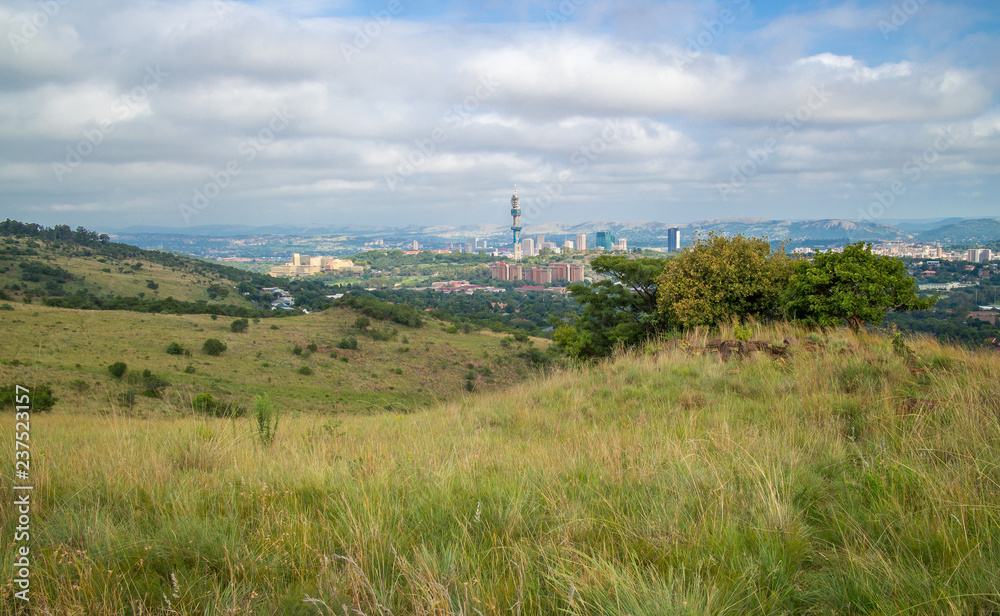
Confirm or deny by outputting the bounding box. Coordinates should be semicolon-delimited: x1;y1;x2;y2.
510;186;522;261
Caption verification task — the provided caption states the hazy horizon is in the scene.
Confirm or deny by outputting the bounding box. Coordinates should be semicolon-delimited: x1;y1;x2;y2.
2;0;998;231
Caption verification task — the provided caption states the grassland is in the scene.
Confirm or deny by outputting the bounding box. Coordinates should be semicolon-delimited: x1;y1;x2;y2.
0;302;545;416
2;319;999;614
0;236;255;308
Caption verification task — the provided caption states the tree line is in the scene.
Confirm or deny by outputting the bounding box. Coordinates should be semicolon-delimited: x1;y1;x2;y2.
555;234;935;359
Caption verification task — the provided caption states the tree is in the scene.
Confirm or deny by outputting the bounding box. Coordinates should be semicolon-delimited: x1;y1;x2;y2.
555;255;671;358
108;362;128;379
230;318;249;333
657;233;793;329
784;241;936;332
202;338;228;356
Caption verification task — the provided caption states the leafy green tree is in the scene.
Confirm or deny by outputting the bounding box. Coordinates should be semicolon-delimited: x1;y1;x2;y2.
107;362;128;379
202;338;227;356
555;255;671;358
230;318;249;333
657;233;792;329
784;241;936;332
165;342;186;355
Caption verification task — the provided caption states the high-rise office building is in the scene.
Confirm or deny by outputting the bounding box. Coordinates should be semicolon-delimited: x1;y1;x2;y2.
596;231;616;250
536;234;545;247
968;248;993;263
667;228;681;253
563;240;575;250
522;237;535;257
576;234;586;251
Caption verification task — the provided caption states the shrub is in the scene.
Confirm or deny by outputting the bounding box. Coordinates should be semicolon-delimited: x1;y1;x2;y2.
210;314;218;321
307;342;318;352
446;325;459;334
69;379;89;392
292;345;303;356
1;384;58;412
338;337;358;350
253;394;279;447
117;389;137;411
354;316;371;330
0;303;13;311
192;393;216;414
138;370;170;397
184;365;196;374
370;327;397;342
202;338;227;356
298;366;313;376
108;362;128;379
270;324;279;330
230;318;249;333
165;342;186;355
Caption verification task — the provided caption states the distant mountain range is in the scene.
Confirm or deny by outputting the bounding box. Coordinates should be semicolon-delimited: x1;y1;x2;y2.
110;218;1000;245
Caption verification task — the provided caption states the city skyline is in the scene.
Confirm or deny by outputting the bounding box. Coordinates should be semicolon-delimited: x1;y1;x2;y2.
1;0;998;230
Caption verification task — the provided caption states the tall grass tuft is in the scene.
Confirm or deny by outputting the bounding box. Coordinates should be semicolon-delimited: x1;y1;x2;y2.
252;393;279;447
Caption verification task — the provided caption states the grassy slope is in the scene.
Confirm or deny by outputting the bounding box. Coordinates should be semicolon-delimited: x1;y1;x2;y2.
0;303;547;416
0;236;255;307
2;322;999;614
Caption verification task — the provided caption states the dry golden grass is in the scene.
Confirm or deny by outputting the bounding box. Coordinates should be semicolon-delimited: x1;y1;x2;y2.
2;323;999;614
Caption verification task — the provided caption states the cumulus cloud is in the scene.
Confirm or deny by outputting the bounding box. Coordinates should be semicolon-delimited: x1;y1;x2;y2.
0;0;997;228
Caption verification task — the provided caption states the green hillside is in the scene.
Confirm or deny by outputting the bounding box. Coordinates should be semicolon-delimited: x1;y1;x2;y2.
0;232;259;310
2;321;999;614
0;302;548;416
918;218;1000;243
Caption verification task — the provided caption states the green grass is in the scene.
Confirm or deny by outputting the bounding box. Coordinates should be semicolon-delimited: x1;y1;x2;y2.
0;302;546;416
0;236;255;308
1;322;999;614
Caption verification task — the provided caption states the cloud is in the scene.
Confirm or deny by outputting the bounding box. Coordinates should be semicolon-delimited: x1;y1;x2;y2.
0;0;997;228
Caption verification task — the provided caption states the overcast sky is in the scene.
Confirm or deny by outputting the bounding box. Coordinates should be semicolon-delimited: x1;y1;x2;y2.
1;0;998;231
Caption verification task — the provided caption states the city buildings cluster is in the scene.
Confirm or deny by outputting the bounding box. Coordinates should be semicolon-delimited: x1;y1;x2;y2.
269;254;361;277
489;261;585;283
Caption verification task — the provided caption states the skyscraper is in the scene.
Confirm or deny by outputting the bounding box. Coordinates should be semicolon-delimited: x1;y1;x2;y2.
596;231;616;250
667;228;681;253
576;233;586;251
522;237;535;257
510;187;522;261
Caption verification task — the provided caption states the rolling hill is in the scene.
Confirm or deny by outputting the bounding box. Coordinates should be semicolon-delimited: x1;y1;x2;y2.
916;218;1000;243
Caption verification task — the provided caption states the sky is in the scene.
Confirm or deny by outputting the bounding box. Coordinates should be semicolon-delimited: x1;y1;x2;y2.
0;0;998;231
